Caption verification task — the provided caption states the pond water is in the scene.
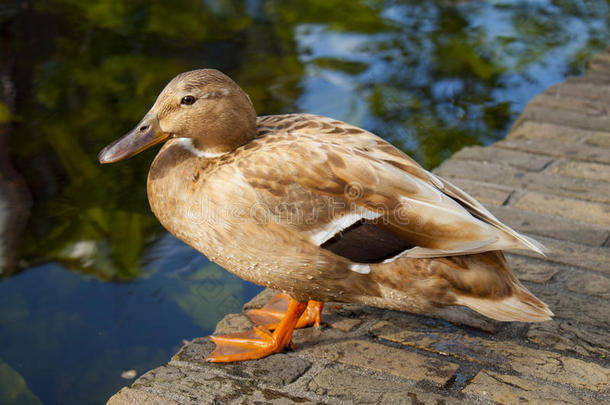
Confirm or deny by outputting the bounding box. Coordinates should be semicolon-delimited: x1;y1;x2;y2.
0;0;608;403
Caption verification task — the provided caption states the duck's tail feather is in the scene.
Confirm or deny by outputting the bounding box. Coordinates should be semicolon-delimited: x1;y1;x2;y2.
455;289;553;322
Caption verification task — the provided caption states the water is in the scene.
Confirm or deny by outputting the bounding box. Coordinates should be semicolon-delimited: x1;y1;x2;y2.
0;0;608;403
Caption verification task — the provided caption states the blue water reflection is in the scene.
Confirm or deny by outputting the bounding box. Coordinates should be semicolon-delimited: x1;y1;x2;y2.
0;235;260;404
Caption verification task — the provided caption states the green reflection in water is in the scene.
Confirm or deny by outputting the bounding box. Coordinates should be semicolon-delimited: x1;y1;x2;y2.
0;359;41;405
0;0;608;404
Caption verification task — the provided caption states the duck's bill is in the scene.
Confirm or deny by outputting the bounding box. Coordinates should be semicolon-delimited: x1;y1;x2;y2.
98;113;169;164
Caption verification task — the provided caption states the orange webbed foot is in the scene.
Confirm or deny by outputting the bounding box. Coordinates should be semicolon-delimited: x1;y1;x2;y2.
246;293;324;330
301;300;324;328
206;298;307;363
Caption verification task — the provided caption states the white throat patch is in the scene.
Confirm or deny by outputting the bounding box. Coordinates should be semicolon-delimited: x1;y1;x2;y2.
176;138;227;158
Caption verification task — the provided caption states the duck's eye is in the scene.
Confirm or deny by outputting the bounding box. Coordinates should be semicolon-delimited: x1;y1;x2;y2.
181;95;196;105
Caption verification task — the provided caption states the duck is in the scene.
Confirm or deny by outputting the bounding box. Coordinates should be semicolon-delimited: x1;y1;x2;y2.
98;69;552;363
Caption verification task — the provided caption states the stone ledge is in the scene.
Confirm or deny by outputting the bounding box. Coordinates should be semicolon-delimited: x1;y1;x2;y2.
565;272;610;299
452;145;554;171
513;104;610;133
130;363;319;405
434;158;610;203
489;203;609;247
509;121;597;143
307;365;468;405
550;160;610;182
498;136;610;165
369;315;610;392
527;284;610;329
108;387;181;405
462;370;604;405
531;91;610;119
587;131;610;147
170;337;313;388
300;339;459;386
504;255;559;283
513;235;609;275
545;79;610;100
512;192;610;229
527;321;610;358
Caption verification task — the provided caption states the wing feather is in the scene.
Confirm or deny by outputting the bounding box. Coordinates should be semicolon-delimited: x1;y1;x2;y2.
244;114;545;261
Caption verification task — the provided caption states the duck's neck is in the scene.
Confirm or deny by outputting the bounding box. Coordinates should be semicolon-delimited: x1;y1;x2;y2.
175;138;229;158
147;141;215;250
188;93;257;156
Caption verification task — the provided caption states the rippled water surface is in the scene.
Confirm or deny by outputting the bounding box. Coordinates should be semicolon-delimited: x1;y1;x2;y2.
0;0;608;403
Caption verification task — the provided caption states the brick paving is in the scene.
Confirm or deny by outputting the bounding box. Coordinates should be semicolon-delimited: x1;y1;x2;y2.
108;49;610;404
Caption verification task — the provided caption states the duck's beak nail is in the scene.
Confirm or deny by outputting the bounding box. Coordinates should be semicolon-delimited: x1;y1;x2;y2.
98;113;169;164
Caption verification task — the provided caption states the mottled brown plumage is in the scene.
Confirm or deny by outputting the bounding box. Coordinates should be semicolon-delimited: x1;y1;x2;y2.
99;69;552;362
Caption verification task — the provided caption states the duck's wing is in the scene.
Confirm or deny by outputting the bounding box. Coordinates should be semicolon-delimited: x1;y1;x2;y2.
363;139;546;257
247;114;545;265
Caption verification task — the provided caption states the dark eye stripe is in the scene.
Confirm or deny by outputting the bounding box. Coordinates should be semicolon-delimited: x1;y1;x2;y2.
181;96;196;105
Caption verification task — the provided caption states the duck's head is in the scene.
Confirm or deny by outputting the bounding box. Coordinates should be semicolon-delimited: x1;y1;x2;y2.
98;69;257;163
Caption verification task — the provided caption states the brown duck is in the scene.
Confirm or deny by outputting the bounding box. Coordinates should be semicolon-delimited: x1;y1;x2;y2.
99;69;552;362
